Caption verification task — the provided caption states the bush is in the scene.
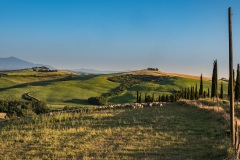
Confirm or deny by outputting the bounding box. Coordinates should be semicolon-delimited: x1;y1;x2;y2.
88;97;107;105
32;101;50;114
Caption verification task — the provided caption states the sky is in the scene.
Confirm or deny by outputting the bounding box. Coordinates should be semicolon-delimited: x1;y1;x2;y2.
1;0;240;78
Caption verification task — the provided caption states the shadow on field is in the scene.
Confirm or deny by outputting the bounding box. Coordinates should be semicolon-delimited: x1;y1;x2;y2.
108;92;136;104
0;75;97;92
63;98;89;105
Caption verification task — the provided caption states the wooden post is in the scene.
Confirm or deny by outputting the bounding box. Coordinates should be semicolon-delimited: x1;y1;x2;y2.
229;7;235;146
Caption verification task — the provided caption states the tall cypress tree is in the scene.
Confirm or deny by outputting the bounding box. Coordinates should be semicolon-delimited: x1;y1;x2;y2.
199;74;203;97
235;64;240;101
139;92;142;103
195;83;198;100
203;91;206;98
207;88;210;98
211;60;218;99
137;91;139;103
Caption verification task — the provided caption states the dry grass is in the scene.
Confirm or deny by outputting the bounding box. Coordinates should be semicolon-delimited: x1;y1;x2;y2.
0;103;229;159
122;70;211;80
0;113;6;119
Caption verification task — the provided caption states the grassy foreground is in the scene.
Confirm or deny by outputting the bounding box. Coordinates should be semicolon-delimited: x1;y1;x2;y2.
0;103;229;159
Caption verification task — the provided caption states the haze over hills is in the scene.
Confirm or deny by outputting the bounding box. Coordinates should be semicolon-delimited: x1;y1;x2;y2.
0;56;54;70
0;56;130;74
70;68;131;74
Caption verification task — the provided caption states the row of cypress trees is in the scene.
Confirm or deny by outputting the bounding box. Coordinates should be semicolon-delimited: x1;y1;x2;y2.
136;59;240;103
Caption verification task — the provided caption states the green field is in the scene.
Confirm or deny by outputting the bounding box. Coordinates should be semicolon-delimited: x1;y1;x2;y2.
0;69;228;108
0;103;229;159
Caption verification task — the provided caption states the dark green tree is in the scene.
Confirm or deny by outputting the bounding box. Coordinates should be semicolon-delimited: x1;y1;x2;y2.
235;64;240;102
184;88;187;99
187;87;190;99
207;88;210;98
145;95;152;103
203;91;206;98
137;91;139;103
152;93;155;102
145;93;147;103
166;95;169;102
161;94;165;102
139;92;142;103
211;60;218;99
195;83;198;100
199;74;203;97
170;95;175;102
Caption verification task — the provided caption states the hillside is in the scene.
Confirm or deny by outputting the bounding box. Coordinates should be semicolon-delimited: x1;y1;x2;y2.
121;69;211;80
0;69;228;108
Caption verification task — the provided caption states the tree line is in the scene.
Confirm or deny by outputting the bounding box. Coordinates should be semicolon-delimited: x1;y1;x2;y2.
136;59;240;103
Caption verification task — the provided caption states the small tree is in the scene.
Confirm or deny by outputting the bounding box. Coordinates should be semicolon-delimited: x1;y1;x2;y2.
139;92;142;103
145;95;152;103
195;83;198;100
235;64;240;102
137;91;139;103
211;60;218;100
166;95;169;102
199;74;203;97
207;88;210;98
161;94;165;102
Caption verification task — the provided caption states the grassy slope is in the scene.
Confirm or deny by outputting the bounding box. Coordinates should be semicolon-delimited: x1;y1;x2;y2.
0;74;120;107
0;103;229;159
109;76;228;104
0;69;228;106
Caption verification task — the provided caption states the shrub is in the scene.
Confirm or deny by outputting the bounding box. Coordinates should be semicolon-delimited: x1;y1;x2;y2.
88;97;107;105
32;101;50;114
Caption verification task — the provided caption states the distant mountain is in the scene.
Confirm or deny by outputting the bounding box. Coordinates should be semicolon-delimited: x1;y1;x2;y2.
0;56;54;70
70;68;130;74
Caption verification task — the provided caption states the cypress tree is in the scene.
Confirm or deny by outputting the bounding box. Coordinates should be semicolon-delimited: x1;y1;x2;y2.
190;87;193;100
203;91;206;98
195;83;198;100
220;82;224;99
145;93;147;103
161;94;165;102
139;92;142;103
235;64;240;102
199;74;203;97
184;88;187;99
207;88;210;98
158;95;161;102
166;95;169;102
211;60;218;99
137;91;139;103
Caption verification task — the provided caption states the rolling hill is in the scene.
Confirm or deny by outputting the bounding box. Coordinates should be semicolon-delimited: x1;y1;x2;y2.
0;69;228;108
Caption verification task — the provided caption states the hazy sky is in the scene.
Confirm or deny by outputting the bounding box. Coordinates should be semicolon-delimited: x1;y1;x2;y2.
1;0;240;78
